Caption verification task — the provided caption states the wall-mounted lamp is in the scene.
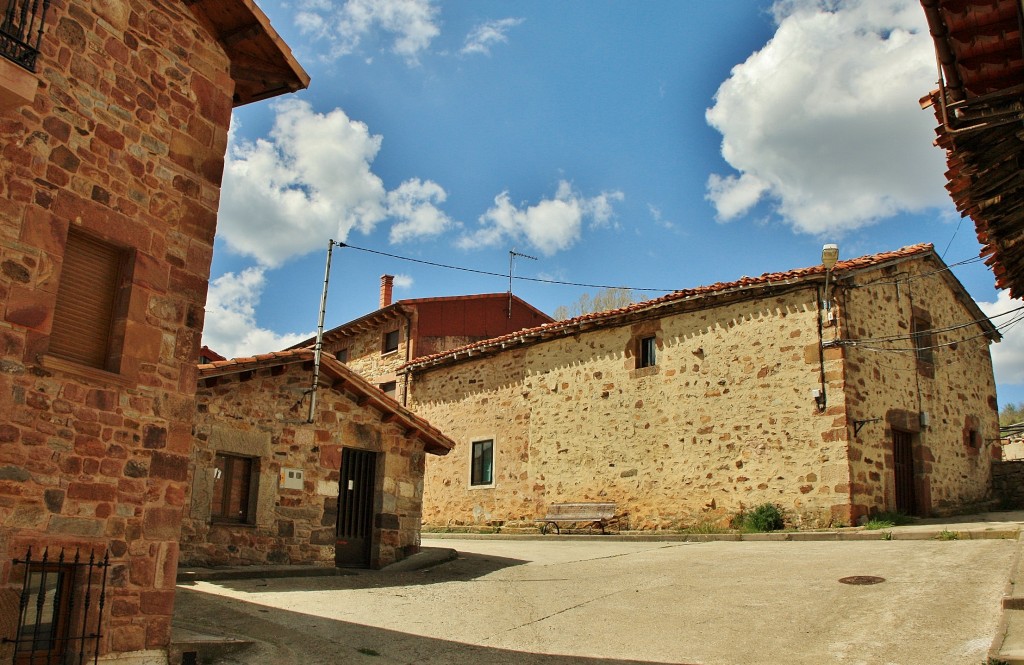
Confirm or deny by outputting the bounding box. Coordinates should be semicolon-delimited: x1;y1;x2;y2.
811;387;826;412
822;243;839;312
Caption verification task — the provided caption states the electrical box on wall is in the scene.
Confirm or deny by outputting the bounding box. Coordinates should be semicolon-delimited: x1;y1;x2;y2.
279;468;304;490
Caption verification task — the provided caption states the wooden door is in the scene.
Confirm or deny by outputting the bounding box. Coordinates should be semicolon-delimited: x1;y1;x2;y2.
335;447;377;567
892;429;917;515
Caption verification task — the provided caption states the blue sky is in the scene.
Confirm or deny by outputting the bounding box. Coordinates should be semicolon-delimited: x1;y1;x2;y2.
204;0;1024;407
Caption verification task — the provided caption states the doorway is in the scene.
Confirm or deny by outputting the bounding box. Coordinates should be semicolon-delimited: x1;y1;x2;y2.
335;447;377;567
892;429;917;515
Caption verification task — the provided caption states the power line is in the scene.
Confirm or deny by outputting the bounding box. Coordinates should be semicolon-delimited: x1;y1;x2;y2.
848;255;984;289
339;242;676;292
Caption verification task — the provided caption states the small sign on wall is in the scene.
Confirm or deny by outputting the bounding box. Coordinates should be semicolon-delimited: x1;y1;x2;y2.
279;468;304;490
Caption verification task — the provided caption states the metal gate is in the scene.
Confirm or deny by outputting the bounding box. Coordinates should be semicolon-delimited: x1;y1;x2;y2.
892;429;917;516
2;547;109;665
335;447;377;567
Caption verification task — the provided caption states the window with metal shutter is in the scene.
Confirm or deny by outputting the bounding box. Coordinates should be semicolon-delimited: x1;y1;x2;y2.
49;230;125;371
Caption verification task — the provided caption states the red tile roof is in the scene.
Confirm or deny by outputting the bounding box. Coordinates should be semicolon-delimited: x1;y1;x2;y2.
921;0;1024;297
402;244;978;371
198;349;454;455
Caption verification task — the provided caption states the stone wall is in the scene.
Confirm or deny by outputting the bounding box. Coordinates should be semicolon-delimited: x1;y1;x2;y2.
992;460;1024;508
181;362;429;569
410;253;1000;530
327;310;410;402
0;2;234;661
411;285;851;529
840;257;998;518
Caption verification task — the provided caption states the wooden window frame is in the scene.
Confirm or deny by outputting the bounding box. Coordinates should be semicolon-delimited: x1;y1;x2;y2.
211;453;258;524
469;439;494;488
48;228;133;373
382;329;400;355
911;312;935;378
638;335;657;369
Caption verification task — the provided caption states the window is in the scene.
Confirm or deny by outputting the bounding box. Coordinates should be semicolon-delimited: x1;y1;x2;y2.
911;317;934;366
16;566;72;664
212;453;257;523
470;439;494;487
336;347;348;363
379;381;396;398
638;336;657;368
382;329;399;354
49;229;132;372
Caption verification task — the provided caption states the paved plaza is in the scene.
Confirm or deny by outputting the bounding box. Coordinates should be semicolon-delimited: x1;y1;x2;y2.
173;530;1018;664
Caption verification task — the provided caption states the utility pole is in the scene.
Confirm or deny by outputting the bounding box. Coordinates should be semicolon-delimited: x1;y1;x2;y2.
309;239;336;423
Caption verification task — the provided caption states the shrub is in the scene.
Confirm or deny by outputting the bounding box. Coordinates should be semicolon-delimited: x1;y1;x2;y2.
733;503;785;532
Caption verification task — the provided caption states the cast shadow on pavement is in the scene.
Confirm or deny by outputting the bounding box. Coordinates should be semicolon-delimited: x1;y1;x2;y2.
171;584;688;665
177;549;530;594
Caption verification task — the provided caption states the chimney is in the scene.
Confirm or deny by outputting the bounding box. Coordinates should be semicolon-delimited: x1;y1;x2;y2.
379;274;394;308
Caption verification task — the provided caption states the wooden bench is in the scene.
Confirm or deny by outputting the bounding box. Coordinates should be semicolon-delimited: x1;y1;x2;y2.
536;502;620;534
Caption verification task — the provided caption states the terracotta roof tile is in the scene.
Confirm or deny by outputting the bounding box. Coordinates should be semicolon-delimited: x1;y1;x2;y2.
403;244;937;370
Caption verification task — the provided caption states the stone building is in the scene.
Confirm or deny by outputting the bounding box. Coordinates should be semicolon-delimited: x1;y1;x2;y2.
403;244;1001;529
180;349;453;570
293;274;553;404
0;2;305;663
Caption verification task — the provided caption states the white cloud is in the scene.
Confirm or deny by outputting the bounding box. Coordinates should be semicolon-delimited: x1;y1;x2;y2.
705;0;948;235
387;178;455;243
296;0;439;64
202;268;314;358
978;291;1024;386
218;100;387;267
458;181;624;256
393;274;414;289
218;100;455;266
461;18;524;56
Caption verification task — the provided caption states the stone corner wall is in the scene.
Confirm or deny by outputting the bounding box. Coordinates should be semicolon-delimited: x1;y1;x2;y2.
992;460;1024;508
0;0;236;660
182;363;429;571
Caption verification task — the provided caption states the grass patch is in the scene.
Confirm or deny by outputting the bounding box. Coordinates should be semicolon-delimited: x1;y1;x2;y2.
936;530;960;541
681;520;728;534
871;511;914;526
357;647;381;656
864;519;894;530
732;503;785;533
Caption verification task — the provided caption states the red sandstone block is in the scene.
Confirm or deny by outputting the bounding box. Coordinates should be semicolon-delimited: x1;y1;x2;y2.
110;598;138;617
68;482;117;502
142;506;182;541
139;590;175;616
111;624;146;653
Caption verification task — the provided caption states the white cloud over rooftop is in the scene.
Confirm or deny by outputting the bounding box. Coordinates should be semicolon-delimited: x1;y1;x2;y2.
705;0;948;235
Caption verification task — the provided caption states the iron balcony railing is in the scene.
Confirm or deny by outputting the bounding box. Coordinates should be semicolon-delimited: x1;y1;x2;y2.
0;0;51;72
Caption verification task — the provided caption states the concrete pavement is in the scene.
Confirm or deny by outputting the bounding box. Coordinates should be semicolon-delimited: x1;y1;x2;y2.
171;512;1024;664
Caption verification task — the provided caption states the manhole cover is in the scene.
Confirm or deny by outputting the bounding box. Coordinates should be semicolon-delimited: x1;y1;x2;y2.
838;575;885;585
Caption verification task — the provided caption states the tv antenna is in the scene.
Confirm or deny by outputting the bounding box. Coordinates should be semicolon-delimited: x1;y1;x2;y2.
508;249;537;318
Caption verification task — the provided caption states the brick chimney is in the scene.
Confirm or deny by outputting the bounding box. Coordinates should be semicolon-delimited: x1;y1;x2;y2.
379;274;394;308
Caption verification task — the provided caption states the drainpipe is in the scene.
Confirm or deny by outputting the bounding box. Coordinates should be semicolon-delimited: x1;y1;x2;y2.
402;306;413;407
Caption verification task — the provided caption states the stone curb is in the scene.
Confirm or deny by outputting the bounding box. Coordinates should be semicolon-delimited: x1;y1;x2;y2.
991;531;1024;664
422;527;1020;543
175;547;458;583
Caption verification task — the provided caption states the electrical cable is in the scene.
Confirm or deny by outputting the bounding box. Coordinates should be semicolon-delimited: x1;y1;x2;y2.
339;242;675;292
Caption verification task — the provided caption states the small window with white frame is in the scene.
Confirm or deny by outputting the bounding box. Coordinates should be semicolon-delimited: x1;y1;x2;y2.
470;439;494;487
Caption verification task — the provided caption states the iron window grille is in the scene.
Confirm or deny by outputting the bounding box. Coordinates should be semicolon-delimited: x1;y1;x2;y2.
0;0;51;72
3;547;109;665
